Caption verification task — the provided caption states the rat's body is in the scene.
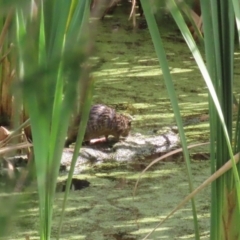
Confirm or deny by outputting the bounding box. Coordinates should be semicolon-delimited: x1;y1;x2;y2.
65;104;132;147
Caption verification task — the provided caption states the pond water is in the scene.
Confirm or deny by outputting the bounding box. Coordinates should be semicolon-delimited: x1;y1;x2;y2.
7;3;240;240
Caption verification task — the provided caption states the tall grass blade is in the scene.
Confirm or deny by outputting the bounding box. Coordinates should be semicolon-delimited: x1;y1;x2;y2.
57;1;93;238
140;1;200;238
14;0;90;238
169;0;240;238
167;0;240;194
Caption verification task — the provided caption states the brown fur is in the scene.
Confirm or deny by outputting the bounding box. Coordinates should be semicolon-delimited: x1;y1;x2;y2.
65;104;132;147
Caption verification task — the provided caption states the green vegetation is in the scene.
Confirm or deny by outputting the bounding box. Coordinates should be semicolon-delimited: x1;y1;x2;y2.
0;0;240;239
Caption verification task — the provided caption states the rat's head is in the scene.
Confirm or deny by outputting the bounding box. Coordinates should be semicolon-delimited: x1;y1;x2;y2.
117;114;132;137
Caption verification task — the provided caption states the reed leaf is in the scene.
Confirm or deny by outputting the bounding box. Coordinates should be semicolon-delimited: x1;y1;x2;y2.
140;0;240;239
140;0;200;238
14;0;90;239
167;0;240;191
168;0;240;239
57;1;93;238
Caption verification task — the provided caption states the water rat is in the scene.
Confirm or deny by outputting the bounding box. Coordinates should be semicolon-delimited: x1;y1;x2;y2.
65;104;132;147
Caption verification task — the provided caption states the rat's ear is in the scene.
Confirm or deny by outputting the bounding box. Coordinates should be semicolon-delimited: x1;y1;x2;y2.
128;120;132;127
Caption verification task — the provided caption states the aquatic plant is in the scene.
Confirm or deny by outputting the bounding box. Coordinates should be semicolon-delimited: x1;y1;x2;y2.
0;0;93;239
139;0;240;239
